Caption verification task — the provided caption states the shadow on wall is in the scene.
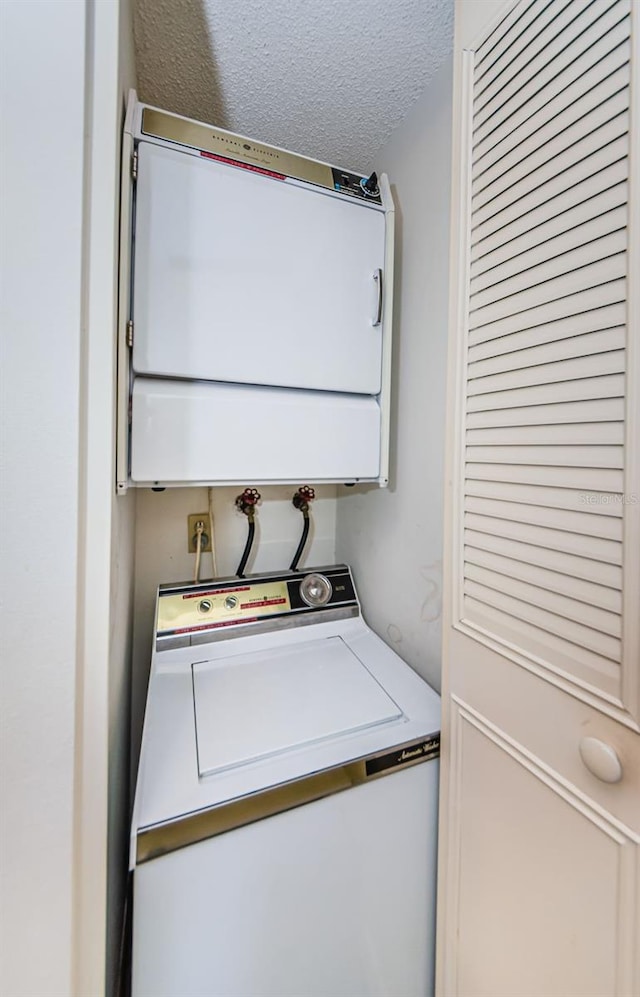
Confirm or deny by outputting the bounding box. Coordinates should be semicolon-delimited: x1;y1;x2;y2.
134;0;229;126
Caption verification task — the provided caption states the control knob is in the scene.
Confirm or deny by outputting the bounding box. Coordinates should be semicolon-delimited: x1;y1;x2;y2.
300;573;332;607
360;171;379;197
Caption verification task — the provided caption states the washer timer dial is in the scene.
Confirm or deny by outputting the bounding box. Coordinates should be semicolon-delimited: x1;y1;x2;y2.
299;573;333;607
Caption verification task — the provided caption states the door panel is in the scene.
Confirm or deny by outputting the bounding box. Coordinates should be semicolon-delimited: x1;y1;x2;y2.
445;701;638;997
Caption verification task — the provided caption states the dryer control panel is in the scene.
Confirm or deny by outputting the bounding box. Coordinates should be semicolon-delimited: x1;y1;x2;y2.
156;565;358;649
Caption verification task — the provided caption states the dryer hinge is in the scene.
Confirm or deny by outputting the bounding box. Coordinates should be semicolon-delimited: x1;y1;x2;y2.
127;320;134;348
131;149;138;181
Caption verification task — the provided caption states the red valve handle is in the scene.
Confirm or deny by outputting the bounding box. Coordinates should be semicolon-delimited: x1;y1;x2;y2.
235;488;261;516
292;485;315;513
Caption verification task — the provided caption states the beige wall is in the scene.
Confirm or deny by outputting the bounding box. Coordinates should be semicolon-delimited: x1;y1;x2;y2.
336;62;454;692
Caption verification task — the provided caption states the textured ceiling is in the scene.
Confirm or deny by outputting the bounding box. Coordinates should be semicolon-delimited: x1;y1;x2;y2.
134;0;454;171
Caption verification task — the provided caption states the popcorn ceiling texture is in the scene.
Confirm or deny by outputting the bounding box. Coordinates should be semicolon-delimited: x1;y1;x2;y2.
134;0;454;170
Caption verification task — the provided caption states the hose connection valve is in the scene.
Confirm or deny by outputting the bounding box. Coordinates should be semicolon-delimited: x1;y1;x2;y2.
235;488;261;522
292;485;315;515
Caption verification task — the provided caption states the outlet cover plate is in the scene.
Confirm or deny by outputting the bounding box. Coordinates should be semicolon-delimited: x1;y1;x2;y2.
187;513;212;553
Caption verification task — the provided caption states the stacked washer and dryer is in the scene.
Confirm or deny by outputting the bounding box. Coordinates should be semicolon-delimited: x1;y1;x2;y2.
121;93;442;996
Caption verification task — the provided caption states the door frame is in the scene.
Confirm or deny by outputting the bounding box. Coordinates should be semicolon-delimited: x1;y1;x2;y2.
73;2;123;993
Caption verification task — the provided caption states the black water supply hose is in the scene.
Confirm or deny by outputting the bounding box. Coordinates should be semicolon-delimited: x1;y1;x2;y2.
289;486;316;571
235;488;261;577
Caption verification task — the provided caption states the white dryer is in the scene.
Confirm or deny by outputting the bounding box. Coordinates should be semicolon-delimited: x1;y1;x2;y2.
131;565;441;996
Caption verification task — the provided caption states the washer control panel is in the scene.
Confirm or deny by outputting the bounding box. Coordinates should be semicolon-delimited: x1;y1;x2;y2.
157;565;358;646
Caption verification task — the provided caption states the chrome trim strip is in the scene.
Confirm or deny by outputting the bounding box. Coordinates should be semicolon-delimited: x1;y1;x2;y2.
187;604;359;647
136;734;440;864
157;604;360;651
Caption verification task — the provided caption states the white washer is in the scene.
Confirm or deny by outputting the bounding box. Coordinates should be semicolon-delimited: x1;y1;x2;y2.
131;565;441;997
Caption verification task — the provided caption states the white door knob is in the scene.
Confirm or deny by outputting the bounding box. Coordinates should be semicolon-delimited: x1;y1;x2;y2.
579;737;623;783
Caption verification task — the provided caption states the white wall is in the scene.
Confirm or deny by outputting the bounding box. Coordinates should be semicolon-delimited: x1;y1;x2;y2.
0;4;87;994
336;62;453;692
130;485;337;775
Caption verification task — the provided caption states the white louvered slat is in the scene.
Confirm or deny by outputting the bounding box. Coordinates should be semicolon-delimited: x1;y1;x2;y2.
471;163;628;258
464;529;622;590
464;544;622;613
469;232;626;312
468;305;626;360
468;328;625;378
473;72;629;201
463;597;619;696
469;255;626;329
464;513;621;564
473;0;553;82
474;8;630;154
474;0;627;133
465;496;622;540
465;478;623;518
474;0;572;91
466;419;624;446
459;0;632;705
472;192;628;286
466;397;625;427
466;373;625;411
473;110;629;224
468;282;626;344
474;53;630;189
465;445;622;468
465;462;624;491
468;351;625;393
474;0;595;107
465;562;621;638
470;206;627;292
465;580;620;659
472;135;628;242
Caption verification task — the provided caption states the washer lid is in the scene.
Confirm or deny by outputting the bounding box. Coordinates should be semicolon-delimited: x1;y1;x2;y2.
192;636;403;777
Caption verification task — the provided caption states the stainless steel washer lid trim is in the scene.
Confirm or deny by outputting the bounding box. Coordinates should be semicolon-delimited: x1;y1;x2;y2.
136;733;440;864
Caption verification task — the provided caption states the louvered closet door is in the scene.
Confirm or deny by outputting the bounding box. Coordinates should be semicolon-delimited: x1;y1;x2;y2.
437;2;640;995
465;0;634;702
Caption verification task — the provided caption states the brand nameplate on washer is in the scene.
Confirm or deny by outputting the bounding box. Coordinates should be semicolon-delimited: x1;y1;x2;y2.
365;735;440;777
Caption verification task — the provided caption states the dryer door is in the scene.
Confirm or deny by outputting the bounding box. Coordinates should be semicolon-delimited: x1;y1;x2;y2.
132;142;386;394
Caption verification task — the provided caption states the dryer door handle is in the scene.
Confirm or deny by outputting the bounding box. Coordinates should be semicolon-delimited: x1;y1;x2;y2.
372;269;383;326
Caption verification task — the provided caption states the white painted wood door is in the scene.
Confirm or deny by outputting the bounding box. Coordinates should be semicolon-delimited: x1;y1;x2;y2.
437;2;640;994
